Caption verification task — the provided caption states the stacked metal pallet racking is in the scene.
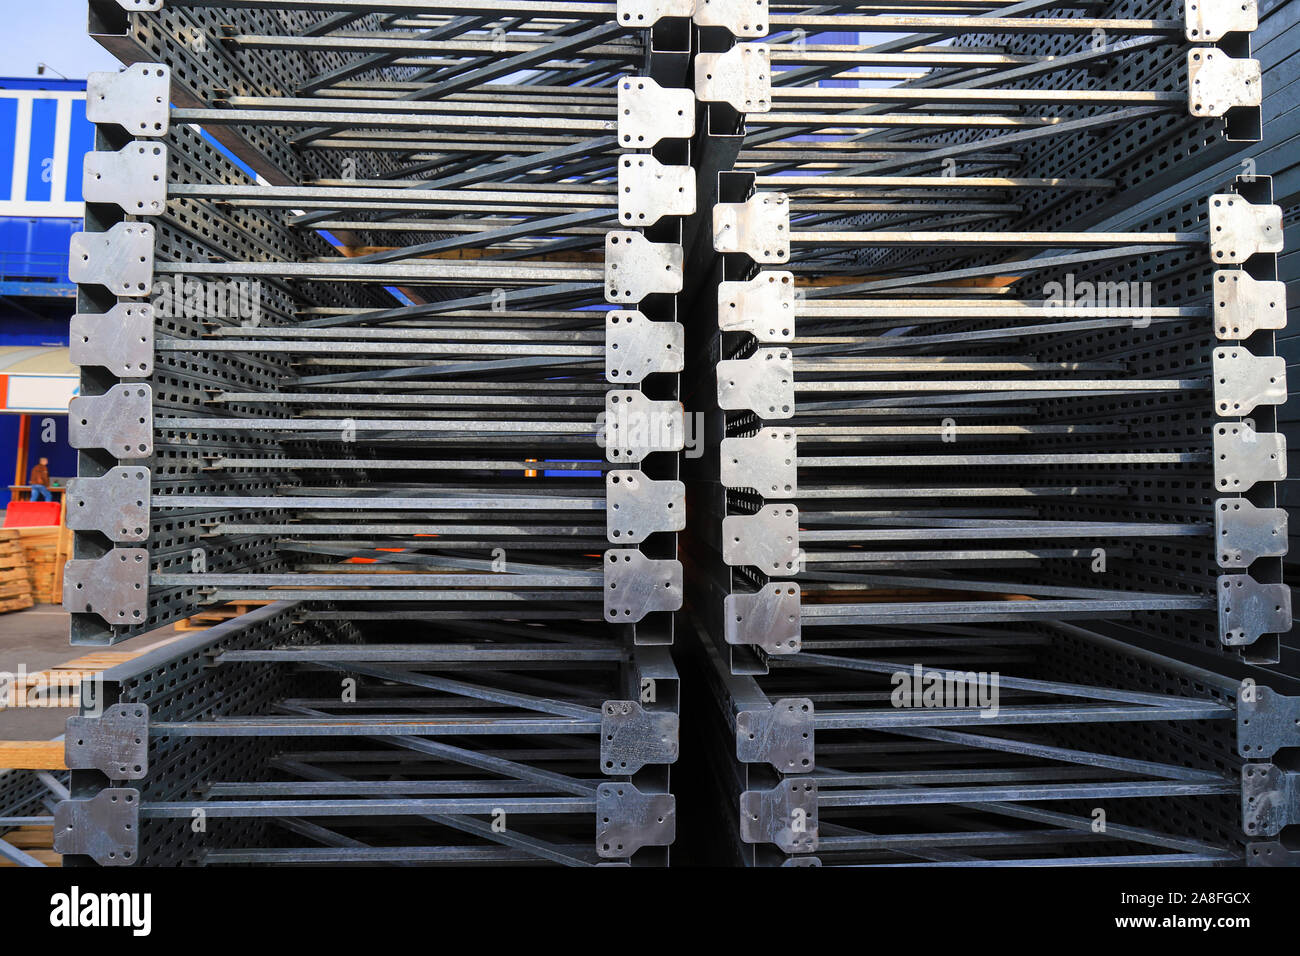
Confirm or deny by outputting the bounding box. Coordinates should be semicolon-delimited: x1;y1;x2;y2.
54;0;694;866
681;0;1298;865
33;0;1298;868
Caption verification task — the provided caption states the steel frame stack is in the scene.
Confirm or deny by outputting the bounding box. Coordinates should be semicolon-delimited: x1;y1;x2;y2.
31;0;1299;868
52;0;697;866
681;0;1298;865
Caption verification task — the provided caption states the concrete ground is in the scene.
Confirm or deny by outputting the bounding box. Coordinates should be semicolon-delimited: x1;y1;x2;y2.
0;605;179;741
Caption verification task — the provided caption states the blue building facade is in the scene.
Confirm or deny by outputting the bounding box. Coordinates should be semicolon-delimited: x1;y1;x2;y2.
0;77;89;493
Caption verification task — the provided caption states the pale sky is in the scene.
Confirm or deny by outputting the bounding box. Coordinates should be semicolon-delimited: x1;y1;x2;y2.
1;0;123;80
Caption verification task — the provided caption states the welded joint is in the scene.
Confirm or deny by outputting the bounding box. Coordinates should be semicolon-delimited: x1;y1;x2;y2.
83;142;167;215
618;155;696;226
69;222;156;297
740;779;817;853
53;789;140;866
714;193;789;262
607;471;684;544
600;700;680;774
65;467;152;544
605;231;684;303
606;310;684;383
1217;573;1291;646
695;44;771;112
69;383;154;458
616;0;695;28
63;549;149;627
1215;498;1287;568
717;347;794;418
1212;421;1285;493
725;582;801;654
1208;194;1282;263
65;703;149;779
694;0;769;36
720;427;797;496
86;63;169;136
617;76;695;147
1213;346;1285;415
1237;687;1299;759
736;697;814;771
604;550;683;622
1185;0;1258;42
597;782;676;857
1212;270;1286;339
722;505;801;573
602;390;685;462
1241;764;1298;837
70;303;154;377
718;271;796;341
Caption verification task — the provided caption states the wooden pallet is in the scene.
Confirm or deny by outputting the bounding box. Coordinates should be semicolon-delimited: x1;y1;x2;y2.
0;740;65;768
0;826;59;867
3;637;186;710
6;651;148;708
4;525;72;605
0;530;35;613
176;600;271;631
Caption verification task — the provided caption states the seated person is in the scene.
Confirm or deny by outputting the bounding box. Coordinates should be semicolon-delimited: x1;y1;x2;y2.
29;458;52;502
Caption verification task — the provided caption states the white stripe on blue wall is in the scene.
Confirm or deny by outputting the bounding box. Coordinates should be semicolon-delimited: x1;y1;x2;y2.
0;90;89;218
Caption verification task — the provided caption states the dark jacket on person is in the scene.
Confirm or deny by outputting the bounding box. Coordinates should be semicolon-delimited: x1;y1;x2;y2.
29;463;49;487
